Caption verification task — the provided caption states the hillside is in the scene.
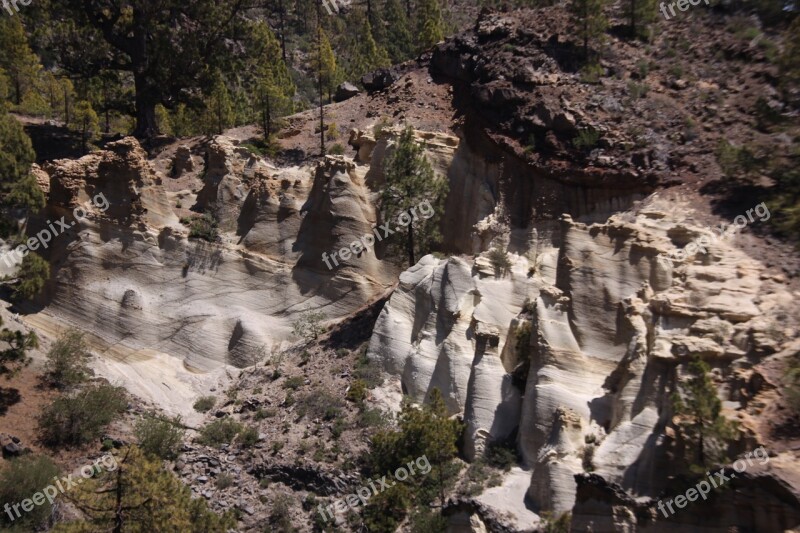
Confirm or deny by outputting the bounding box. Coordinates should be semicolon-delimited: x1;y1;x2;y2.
1;1;799;532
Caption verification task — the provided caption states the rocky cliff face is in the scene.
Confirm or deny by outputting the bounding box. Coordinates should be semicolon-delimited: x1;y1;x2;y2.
30;136;402;378
367;195;799;527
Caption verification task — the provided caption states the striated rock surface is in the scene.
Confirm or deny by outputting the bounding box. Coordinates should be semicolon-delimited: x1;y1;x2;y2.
368;196;799;524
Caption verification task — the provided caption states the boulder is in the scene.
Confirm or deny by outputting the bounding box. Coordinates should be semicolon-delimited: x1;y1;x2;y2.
334;82;360;102
361;68;397;92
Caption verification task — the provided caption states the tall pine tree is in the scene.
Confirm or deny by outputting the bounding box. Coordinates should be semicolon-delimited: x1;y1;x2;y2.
384;0;415;64
569;0;607;59
416;0;445;53
671;357;738;472
248;21;295;138
381;126;449;266
346;12;390;81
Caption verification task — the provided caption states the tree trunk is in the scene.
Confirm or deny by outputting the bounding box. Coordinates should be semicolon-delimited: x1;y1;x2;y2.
630;0;636;36
407;210;415;266
405;0;411;18
14;79;21;106
63;85;70;125
279;0;288;64
317;0;325;156
132;74;159;139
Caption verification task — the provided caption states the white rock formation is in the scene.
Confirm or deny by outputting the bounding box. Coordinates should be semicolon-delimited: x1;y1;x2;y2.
368;196;796;520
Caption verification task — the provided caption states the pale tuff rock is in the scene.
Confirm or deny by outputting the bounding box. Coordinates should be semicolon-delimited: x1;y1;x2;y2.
36;137;395;377
172;145;195;176
368;197;796;522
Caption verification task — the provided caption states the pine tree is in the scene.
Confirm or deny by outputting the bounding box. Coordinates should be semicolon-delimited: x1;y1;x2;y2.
72;100;100;153
0;315;38;378
14;252;50;302
52;446;235;532
628;0;657;39
0;16;42;106
249;21;295;138
346;13;390;82
384;0;416;63
0;110;42;212
416;0;445;52
381;126;449;266
205;71;234;135
780;17;800;103
671;357;738;472
370;388;462;510
569;0;608;59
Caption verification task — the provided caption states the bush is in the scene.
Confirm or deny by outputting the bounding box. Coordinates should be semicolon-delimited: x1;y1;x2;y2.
346;379;368;405
181;213;218;242
541;511;572;533
297;390;344;421
291;311;326;343
328;143;345;155
573;129;600;151
44;329;92;388
486;440;518;471
0;455;60;529
283;376;304;390
237;425;259;448
627;81;649;99
197;418;244;447
135;414;185;459
13;252;49;301
215;472;235;490
487;247;512;278
716;139;759;180
193;396;216;413
38;384;128;446
579;63;604;84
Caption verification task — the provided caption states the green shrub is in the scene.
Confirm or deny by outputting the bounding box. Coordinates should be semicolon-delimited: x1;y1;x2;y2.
328;143;345;155
255;407;277;420
193;396;216;413
297;390;344;421
13;252;49;301
486;440;518;471
579;63;604;84
215;472;235;490
0;455;60;529
283;376;304;390
573;128;601;150
181;213;218;241
627;81;649;99
197;418;244;447
346;379;368;405
38;384;128;446
716;139;759;180
291;311;326;343
487;247;512;278
135;414;185;459
43;329;92;388
238;425;260;448
541;512;572;533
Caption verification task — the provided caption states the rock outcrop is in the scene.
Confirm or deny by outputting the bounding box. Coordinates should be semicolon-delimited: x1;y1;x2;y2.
368;197;798;524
